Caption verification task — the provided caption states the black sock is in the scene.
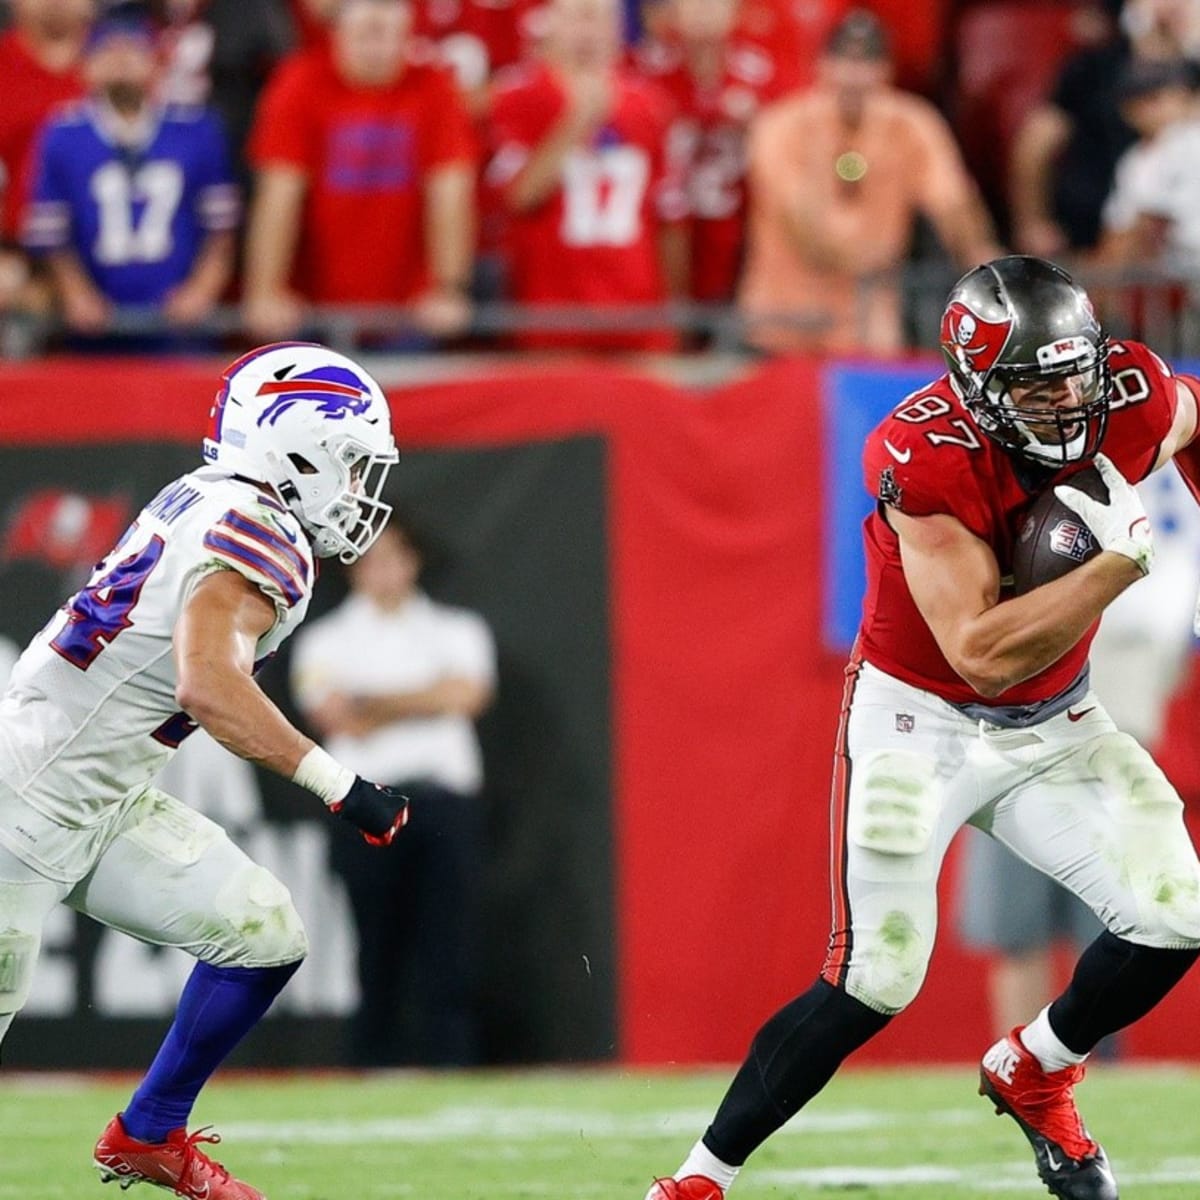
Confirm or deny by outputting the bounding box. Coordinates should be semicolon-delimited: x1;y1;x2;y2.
702;978;891;1166
1049;930;1200;1055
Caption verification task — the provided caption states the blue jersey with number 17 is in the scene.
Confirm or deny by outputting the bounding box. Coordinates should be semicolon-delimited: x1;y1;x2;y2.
23;100;239;304
0;469;313;884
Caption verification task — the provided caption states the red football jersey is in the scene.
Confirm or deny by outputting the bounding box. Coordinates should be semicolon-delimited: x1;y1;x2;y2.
633;39;788;301
248;47;476;304
487;62;683;349
859;340;1180;707
0;31;84;239
412;0;539;93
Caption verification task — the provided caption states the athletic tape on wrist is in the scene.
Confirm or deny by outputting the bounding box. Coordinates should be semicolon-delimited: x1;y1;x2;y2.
293;746;356;806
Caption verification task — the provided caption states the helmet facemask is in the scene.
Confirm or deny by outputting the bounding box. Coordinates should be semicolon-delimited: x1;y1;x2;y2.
965;338;1112;466
271;433;399;564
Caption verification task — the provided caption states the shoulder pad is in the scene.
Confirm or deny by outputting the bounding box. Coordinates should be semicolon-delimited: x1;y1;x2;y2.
201;494;312;613
863;379;991;529
1104;339;1178;470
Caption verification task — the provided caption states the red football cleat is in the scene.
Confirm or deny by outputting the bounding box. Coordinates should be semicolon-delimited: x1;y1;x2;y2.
979;1028;1117;1200
93;1114;266;1200
644;1177;725;1200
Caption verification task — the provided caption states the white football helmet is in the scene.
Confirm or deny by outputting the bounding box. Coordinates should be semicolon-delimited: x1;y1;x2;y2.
203;342;399;562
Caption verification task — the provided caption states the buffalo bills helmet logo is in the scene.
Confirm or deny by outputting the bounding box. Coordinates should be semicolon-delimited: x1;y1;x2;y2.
940;301;1012;376
255;365;374;427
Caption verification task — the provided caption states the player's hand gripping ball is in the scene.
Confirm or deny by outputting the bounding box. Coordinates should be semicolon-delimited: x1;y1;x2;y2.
1011;454;1153;594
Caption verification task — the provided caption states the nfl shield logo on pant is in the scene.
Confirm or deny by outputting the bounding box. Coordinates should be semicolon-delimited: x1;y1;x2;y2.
895;712;915;733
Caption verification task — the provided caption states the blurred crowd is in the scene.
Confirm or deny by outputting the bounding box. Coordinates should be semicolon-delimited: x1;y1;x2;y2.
3;0;1200;355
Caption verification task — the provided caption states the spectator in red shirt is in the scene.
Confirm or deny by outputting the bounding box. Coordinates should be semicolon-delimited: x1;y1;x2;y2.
0;0;92;316
634;0;793;302
244;0;477;342
486;0;687;350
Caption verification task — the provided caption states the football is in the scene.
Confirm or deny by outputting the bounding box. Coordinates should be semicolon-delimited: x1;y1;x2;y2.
1010;464;1108;595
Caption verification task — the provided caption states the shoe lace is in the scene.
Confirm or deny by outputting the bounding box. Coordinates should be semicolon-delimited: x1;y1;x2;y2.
175;1127;232;1196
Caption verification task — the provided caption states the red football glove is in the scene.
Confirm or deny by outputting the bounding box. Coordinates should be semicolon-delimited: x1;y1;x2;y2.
330;777;410;846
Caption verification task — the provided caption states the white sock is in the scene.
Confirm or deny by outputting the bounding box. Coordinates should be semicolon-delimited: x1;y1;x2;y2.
1019;1005;1088;1073
677;1139;740;1191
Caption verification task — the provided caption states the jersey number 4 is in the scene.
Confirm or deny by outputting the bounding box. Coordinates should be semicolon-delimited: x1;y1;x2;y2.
50;530;165;669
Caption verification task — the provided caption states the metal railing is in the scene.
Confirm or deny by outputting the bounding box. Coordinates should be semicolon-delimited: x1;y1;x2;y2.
0;300;832;360
4;261;1200;361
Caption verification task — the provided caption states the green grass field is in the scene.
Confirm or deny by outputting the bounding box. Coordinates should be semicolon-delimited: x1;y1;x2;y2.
4;1064;1200;1199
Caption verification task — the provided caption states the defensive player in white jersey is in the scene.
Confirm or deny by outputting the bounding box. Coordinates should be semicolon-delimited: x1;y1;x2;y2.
0;343;411;1200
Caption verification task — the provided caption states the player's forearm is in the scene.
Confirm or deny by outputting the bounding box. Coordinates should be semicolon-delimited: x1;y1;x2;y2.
952;554;1142;697
178;665;314;779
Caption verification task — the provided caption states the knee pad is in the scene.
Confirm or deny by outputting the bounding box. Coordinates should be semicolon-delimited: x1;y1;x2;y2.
848;750;940;859
1090;733;1200;945
208;864;308;968
0;929;37;1015
845;907;932;1014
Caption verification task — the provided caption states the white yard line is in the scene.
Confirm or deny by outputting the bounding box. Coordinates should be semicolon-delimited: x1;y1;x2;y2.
758;1160;1200;1191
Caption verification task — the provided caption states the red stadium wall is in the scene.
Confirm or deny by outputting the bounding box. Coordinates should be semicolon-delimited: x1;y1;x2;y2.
2;355;1199;1065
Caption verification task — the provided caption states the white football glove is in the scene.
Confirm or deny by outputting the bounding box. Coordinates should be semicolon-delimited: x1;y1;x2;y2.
1054;453;1154;577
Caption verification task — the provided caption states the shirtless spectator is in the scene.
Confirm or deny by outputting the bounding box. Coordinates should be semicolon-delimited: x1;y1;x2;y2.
738;8;999;354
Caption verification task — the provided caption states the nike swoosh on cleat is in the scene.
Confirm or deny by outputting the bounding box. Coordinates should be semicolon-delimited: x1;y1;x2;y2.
1044;1149;1063;1171
883;439;912;464
1067;707;1096;722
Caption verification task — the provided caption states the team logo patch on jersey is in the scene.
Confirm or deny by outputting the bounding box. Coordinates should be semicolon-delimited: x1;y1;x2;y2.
1049;519;1095;562
255;365;373;426
940;301;1012;376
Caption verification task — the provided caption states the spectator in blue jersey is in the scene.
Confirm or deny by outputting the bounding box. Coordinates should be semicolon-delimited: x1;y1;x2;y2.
22;9;239;342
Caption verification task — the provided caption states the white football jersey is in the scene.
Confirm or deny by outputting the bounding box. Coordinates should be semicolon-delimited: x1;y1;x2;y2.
0;467;314;882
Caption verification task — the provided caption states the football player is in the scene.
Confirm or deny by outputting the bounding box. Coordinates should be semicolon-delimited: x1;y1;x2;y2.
646;256;1200;1200
0;343;410;1200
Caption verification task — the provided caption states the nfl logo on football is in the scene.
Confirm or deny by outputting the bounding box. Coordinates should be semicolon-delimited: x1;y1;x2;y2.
1048;519;1095;562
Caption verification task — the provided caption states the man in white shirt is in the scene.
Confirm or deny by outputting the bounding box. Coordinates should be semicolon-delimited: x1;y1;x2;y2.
291;518;496;1065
